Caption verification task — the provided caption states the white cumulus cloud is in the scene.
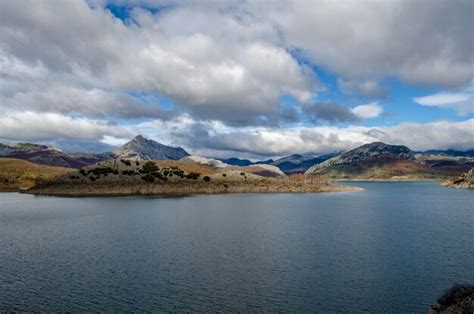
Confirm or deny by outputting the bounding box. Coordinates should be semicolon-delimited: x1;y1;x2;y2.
352;102;384;119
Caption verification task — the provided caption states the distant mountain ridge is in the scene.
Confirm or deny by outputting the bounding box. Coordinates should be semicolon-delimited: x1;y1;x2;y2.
0;136;189;168
1;138;472;180
418;149;474;157
0;142;101;168
305;142;472;180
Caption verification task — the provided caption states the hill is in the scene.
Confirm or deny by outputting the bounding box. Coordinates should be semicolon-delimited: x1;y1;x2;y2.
0;158;74;191
113;135;189;160
26;159;357;196
305;142;443;180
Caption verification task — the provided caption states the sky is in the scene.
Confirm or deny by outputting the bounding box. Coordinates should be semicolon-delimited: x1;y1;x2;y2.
0;0;473;158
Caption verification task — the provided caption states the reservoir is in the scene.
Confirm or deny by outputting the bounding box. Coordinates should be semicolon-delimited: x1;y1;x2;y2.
0;182;473;312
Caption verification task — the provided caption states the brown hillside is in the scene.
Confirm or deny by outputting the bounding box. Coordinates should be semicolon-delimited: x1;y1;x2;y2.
0;158;74;191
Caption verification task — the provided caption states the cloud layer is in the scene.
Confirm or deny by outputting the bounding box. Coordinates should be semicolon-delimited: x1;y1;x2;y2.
0;0;472;155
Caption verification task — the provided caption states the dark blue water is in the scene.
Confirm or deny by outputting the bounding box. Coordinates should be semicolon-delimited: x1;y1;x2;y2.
0;182;473;312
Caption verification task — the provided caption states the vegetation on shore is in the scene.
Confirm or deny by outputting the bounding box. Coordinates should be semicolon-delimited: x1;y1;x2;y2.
25;159;359;196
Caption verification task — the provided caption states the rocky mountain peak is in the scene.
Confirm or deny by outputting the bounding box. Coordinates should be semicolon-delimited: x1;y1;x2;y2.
113;135;189;160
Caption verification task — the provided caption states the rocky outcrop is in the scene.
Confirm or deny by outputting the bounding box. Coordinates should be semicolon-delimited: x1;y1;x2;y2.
429;284;474;313
444;168;474;189
180;155;228;168
113;135;189;160
181;155;286;177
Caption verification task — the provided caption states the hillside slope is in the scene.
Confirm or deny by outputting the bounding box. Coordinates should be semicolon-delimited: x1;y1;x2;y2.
305;142;441;180
0;158;74;191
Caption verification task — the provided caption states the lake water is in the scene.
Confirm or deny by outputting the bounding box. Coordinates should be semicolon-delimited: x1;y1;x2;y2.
0;182;473;312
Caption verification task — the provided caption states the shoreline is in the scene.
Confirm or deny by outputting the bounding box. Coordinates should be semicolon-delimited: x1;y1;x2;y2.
23;181;362;197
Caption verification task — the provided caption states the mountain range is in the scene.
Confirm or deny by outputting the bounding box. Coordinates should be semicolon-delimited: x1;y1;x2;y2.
305;142;473;180
1;137;473;180
0;135;188;169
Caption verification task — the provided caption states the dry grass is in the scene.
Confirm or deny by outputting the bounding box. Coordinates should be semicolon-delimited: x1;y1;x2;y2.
153;160;216;175
0;158;74;191
289;173;329;183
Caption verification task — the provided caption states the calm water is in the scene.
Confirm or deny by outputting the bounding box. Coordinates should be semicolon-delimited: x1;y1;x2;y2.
0;182;473;312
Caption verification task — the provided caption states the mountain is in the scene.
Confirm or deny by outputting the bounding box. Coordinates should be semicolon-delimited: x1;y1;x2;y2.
0;135;189;168
419;149;474;157
218;157;253;166
305;142;431;179
0;142;102;168
254;159;274;165
219;153;340;174
271;152;339;174
113;135;189;160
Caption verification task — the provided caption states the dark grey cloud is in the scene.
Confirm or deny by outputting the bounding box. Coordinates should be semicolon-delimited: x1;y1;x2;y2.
302;102;360;124
338;79;388;99
1;85;169;120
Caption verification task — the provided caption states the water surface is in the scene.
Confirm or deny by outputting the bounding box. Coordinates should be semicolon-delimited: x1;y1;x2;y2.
0;182;473;312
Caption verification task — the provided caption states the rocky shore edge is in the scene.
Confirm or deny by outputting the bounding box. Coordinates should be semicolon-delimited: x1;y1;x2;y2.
429;284;473;313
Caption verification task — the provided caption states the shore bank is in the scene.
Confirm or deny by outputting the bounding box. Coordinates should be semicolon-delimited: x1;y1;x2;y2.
25;179;361;197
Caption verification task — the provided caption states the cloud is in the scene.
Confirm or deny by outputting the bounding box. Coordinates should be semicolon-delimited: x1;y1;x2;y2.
302;102;360;124
414;91;473;115
0;85;168;119
0;0;472;155
0;111;130;142
338;79;387;99
268;0;473;87
352;102;383;119
0;1;318;125
137;114;474;158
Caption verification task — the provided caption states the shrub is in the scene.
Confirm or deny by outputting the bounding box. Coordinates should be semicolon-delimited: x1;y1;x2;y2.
79;169;86;176
203;176;211;182
186;172;201;180
142;161;159;173
222;173;227;177
141;174;155;183
240;172;245;176
120;159;131;166
90;167;114;176
437;284;474;306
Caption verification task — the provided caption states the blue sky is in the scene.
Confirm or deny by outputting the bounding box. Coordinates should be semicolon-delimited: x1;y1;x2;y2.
0;0;472;157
